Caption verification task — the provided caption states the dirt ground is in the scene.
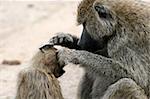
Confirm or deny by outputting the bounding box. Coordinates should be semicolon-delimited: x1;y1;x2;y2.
0;0;149;99
0;1;83;99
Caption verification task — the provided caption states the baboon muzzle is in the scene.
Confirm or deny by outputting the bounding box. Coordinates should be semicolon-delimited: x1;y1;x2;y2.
78;28;105;53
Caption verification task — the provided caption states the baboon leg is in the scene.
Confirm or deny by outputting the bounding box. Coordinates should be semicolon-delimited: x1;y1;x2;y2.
78;73;94;99
102;78;147;99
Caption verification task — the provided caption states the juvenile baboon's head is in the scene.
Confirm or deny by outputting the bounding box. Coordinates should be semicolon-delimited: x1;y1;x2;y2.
77;0;150;56
32;45;65;78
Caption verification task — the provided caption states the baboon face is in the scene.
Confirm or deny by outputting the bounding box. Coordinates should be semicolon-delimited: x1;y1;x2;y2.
53;65;65;78
39;46;65;78
45;48;65;78
77;0;117;57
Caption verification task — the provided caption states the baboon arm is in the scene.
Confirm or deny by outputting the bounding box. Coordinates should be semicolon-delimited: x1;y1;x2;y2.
77;51;130;78
58;48;148;85
58;49;130;78
75;50;148;86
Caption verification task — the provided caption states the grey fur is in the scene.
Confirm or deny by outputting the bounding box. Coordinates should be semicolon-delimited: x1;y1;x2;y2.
42;0;150;98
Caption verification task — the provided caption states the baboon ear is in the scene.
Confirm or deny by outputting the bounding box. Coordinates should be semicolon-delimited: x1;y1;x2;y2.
94;5;113;19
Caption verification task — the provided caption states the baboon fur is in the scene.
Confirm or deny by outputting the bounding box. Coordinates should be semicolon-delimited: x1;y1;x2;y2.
15;47;64;99
41;0;150;98
102;78;147;99
76;0;150;98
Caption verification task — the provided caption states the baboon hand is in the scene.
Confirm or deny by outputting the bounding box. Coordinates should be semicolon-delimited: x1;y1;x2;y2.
39;44;53;53
57;48;79;66
49;33;74;45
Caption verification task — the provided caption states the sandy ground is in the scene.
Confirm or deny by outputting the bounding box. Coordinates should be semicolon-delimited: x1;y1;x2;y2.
0;1;84;99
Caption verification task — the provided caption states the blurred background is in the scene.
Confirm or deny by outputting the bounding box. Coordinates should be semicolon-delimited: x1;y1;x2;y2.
0;1;83;99
0;0;149;99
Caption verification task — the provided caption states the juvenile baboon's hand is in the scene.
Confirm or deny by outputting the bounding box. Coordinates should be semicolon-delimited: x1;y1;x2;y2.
49;33;74;45
57;48;79;66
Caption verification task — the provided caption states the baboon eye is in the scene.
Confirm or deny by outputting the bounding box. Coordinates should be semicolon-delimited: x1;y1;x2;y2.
94;5;112;19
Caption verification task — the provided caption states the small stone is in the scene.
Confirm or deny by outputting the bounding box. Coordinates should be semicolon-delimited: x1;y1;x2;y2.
2;60;21;65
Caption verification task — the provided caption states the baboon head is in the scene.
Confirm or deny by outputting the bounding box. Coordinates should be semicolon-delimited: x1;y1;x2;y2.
77;0;150;57
33;45;65;78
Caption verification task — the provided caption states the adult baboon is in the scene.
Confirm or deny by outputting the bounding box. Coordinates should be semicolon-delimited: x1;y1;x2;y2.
41;0;150;98
15;46;65;99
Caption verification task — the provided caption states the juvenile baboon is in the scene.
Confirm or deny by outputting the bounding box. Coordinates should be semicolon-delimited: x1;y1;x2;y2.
41;0;150;98
15;46;65;99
